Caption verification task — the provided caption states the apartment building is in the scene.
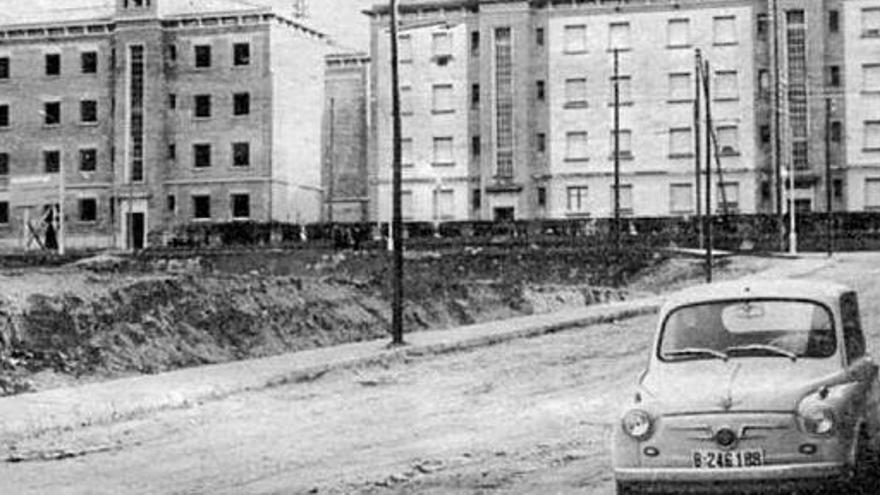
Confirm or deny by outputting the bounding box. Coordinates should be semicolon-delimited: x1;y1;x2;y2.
324;52;371;223
0;0;327;250
366;0;864;222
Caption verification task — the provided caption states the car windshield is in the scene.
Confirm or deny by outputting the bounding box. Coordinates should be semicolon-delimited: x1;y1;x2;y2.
659;299;836;361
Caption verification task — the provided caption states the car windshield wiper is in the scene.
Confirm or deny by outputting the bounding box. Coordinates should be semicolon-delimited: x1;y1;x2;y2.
664;347;729;361
724;344;798;362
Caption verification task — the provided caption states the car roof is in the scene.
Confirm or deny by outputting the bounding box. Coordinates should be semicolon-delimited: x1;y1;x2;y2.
663;278;852;309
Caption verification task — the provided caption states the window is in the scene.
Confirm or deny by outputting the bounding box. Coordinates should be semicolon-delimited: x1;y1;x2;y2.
667;18;690;47
168;93;177;109
167;194;176;213
79;198;97;222
757;13;769;39
398;35;413;62
862;8;880;37
44;150;60;173
718;182;740;213
471;135;481;157
565;78;588;107
669;128;693;156
79;148;97;171
536;27;545;47
471;31;479;57
668;73;691;102
80;100;98;123
831;121;842;143
609;22;631;51
231;194;250;219
401;190;414;220
0;202;7;224
432;32;452;58
567;186;589;213
615;184;634;215
715;71;739;100
0;57;8;79
564;25;587;53
670;183;694;214
566;131;588;160
0;104;8;127
471;83;480;109
536;80;546;101
433;189;454;220
432;137;454;165
761;124;772;145
168;143;176;160
537;187;547;207
44;101;61;125
863;64;880;92
233;43;250;66
193;143;211;168
401;86;413;114
45;53;60;76
611;130;633;158
233;92;250;116
717;126;739;154
865;121;880;150
81;51;97;73
829;10;840;33
793;141;808;169
194;45;211;68
829;65;841;87
613;75;632;104
833;179;844;200
194;94;211;118
713;16;737;45
432;84;454;113
232;142;250;167
472;188;481;210
192;195;211;219
402;138;414;166
841;293;865;362
0;153;8;175
166;44;177;62
536;132;546;153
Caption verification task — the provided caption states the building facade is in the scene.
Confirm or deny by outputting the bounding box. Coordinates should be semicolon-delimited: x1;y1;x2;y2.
323;52;371;223
366;0;874;223
0;0;327;250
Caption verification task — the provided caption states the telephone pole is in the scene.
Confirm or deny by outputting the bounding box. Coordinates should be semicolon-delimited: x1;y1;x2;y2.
694;49;703;250
825;96;834;257
389;0;405;346
702;59;713;283
327;97;335;225
612;48;621;254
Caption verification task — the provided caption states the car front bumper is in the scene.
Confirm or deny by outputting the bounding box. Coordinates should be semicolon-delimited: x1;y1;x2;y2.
615;462;849;492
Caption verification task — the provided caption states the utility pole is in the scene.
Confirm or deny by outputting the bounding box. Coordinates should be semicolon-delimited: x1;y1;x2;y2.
612;48;621;254
703;59;713;283
694;49;703;250
825;96;833;257
389;0;405;346
58;159;65;255
771;0;785;252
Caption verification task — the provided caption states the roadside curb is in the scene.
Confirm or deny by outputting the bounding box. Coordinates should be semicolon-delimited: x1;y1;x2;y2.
0;298;662;447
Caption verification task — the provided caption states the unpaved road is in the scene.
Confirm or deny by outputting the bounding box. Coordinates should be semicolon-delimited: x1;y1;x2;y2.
1;253;878;494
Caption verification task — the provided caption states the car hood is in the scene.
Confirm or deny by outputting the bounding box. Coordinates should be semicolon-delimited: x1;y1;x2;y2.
640;359;844;413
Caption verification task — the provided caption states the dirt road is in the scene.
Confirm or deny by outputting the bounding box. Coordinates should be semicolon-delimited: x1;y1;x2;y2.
1;253;877;494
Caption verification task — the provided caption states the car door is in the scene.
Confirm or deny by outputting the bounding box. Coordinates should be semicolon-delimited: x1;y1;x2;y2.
841;292;880;437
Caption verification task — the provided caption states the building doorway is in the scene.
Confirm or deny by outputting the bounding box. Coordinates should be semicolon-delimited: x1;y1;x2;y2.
493;207;515;222
127;212;145;250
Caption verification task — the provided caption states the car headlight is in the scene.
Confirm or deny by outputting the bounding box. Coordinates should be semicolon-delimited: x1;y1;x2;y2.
801;406;836;436
622;409;654;440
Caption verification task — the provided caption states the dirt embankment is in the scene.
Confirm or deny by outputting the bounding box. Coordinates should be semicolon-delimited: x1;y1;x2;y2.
0;246;683;396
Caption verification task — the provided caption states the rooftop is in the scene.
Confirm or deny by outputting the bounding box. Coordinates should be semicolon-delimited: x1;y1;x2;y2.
664;279;852;309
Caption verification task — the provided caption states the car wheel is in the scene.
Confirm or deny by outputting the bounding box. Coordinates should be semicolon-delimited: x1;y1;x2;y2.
851;427;880;493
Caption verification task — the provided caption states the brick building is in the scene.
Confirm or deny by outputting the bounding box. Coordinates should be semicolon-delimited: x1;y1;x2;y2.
0;0;328;250
365;0;873;222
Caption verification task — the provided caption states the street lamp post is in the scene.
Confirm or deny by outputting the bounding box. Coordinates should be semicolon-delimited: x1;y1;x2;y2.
389;0;405;346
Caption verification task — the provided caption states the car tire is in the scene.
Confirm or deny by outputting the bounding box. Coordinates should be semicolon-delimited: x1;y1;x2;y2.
851;426;880;493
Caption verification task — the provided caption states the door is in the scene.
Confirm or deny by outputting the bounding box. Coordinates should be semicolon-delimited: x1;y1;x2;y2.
127;212;145;250
493;207;515;222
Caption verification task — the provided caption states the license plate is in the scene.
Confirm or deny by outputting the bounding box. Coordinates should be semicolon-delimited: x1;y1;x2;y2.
692;449;764;469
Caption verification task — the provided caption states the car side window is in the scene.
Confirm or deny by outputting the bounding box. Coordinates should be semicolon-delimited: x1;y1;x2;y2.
841;292;866;363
